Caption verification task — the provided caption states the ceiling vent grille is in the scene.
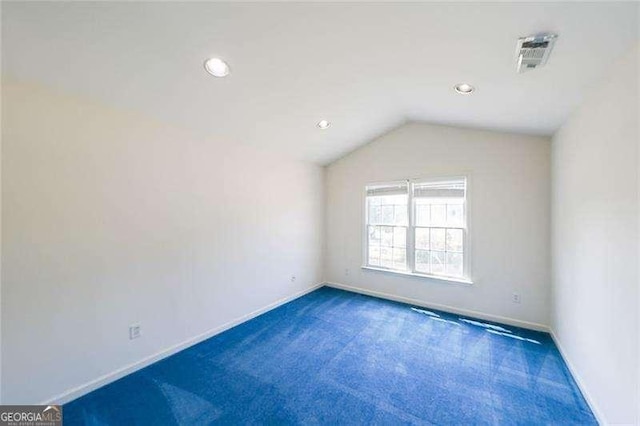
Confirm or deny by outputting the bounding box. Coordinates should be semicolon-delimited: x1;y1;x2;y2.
515;34;558;73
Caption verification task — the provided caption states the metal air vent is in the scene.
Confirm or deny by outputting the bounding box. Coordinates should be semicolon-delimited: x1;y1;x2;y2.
515;34;558;73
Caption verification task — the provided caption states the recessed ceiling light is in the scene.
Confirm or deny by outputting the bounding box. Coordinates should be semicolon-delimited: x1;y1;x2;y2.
317;120;330;129
454;83;475;94
204;58;230;77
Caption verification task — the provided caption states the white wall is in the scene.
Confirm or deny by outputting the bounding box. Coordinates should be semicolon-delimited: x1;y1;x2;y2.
0;80;324;404
325;122;551;328
551;45;639;425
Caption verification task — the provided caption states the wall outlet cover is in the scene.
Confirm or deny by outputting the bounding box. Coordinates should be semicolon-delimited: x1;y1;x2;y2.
129;324;141;340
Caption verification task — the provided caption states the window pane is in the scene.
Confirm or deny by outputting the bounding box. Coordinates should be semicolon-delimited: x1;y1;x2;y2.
415;227;429;250
415;249;430;273
446;228;463;252
446;252;463;277
430;251;445;275
380;247;393;268
393;248;406;269
368;246;380;266
431;204;446;226
415;202;430;226
394;204;407;226
446;204;463;227
430;228;446;251
381;226;393;247
381;205;394;224
368;226;381;246
393;227;406;248
367;194;408;226
369;205;382;224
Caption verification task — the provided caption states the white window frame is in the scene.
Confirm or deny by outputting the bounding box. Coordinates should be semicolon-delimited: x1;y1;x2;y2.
362;175;472;285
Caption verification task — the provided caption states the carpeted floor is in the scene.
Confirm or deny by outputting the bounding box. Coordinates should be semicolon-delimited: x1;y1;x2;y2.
64;286;596;425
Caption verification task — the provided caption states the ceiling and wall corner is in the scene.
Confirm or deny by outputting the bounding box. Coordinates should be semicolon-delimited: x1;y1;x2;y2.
2;2;638;165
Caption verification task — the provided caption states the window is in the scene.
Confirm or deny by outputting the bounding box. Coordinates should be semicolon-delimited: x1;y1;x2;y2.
364;177;469;282
365;182;409;270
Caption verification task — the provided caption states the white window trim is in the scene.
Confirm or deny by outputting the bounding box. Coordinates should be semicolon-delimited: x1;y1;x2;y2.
361;265;473;285
361;175;473;285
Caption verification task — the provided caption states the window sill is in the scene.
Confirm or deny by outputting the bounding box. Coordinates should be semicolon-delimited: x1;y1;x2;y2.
361;266;474;285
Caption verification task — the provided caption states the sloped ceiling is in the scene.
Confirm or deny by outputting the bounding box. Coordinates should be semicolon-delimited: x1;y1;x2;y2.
2;2;638;164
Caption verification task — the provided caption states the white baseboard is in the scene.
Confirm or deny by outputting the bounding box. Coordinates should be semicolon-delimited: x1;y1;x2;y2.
42;283;324;405
325;281;550;332
549;330;605;425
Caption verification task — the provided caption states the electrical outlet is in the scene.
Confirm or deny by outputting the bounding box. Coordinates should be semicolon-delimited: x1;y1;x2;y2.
512;293;521;304
129;324;141;340
290;275;296;283
344;268;350;276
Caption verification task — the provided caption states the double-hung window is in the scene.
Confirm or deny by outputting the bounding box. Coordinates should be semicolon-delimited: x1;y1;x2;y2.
364;177;469;282
365;181;409;270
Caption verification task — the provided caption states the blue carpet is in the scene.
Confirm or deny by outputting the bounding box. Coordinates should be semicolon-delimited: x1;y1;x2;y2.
64;287;596;425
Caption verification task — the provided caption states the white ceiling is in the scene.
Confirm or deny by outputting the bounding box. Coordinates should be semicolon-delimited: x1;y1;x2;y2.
2;2;638;165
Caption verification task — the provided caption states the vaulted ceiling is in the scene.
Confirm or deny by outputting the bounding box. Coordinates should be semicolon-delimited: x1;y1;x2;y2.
3;2;638;164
